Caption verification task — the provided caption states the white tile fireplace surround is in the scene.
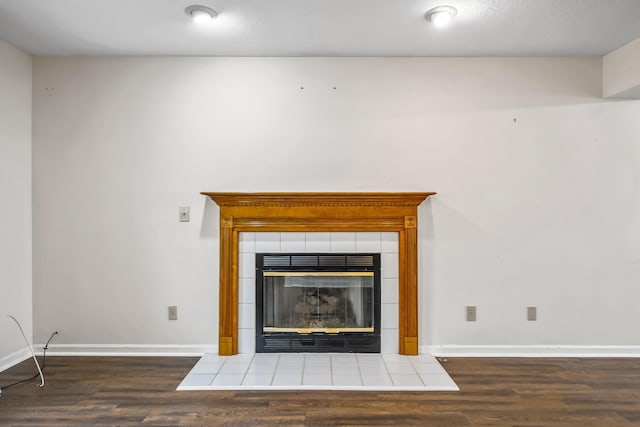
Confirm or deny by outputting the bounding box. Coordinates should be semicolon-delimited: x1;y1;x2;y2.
237;232;400;354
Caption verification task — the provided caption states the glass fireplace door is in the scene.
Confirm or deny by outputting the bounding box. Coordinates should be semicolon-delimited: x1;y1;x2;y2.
262;272;375;334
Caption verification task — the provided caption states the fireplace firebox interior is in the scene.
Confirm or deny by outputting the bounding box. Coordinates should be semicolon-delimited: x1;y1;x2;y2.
256;253;381;353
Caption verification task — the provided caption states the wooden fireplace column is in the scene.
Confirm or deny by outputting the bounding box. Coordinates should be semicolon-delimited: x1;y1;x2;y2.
202;192;435;356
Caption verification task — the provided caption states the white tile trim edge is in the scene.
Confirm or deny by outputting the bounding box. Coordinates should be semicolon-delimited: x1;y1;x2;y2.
35;344;217;357
178;384;460;392
423;345;640;357
0;347;31;373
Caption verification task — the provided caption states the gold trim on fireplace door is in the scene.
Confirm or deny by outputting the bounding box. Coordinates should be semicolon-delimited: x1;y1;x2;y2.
263;272;374;277
262;271;375;333
263;327;374;333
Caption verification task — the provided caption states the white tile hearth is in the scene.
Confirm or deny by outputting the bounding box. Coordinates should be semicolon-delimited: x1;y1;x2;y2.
177;353;459;391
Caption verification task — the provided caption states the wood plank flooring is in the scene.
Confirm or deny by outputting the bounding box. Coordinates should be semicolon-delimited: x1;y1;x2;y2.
0;356;639;426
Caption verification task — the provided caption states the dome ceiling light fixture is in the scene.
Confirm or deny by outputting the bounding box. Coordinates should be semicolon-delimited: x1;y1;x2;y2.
425;5;457;28
185;5;218;23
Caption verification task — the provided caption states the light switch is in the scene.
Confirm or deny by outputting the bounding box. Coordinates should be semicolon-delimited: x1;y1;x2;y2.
179;206;190;222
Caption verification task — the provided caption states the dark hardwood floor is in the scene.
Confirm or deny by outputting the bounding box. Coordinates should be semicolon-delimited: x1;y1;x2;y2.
0;356;639;426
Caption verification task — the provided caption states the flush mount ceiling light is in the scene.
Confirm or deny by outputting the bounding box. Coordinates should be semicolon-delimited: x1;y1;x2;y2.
185;5;218;23
425;5;457;27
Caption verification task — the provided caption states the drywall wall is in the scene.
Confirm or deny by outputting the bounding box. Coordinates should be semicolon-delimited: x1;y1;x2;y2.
31;56;640;351
0;40;32;366
603;36;640;98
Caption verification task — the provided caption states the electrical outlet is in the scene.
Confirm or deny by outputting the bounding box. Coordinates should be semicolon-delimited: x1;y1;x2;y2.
466;306;476;321
527;306;537;321
168;306;178;321
179;207;190;222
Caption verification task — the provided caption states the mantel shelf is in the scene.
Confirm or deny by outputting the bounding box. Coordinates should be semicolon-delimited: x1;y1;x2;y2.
201;192;436;207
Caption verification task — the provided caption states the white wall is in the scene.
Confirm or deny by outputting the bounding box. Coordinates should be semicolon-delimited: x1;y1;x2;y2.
0;40;32;366
603;36;640;99
32;56;640;352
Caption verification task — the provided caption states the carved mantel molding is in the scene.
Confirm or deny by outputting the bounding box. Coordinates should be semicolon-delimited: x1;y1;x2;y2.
205;192;433;207
202;192;436;355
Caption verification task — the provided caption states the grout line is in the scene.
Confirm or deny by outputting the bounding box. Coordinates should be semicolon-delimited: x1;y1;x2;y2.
356;355;365;387
208;357;229;385
412;356;426;386
301;354;306;386
238;354;254;386
268;354;280;386
382;355;394;386
330;354;334;386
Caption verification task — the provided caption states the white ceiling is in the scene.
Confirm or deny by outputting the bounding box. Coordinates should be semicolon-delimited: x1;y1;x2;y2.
1;0;640;56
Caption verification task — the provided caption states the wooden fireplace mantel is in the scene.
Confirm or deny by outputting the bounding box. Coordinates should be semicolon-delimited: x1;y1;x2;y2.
202;192;436;355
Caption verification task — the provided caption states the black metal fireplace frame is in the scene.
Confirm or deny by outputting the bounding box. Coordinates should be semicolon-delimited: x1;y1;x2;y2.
255;253;381;353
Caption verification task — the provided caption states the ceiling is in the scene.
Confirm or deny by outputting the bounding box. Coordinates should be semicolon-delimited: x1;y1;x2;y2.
1;0;640;56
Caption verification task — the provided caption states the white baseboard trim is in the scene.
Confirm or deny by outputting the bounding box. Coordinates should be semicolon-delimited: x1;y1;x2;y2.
17;343;640;359
37;344;217;357
422;345;640;357
0;347;31;373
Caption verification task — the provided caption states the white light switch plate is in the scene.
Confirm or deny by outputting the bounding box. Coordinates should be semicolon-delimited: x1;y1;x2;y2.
179;207;190;222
